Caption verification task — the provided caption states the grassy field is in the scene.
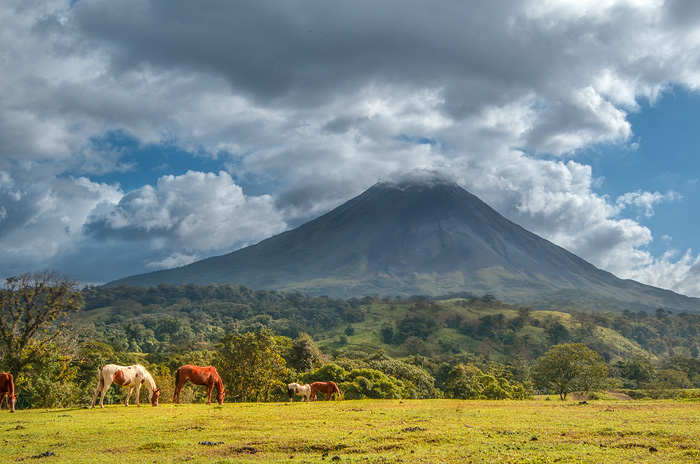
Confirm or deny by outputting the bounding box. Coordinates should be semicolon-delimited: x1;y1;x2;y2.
2;398;700;463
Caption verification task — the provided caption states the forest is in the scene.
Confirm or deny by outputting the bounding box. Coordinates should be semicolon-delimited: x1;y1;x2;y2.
3;279;700;410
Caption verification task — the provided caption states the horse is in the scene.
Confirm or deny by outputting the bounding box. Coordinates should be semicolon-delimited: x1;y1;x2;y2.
0;373;16;413
287;382;311;402
92;364;160;408
173;365;225;405
309;381;341;401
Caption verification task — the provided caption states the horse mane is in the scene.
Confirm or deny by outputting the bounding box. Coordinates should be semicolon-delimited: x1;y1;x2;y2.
214;373;224;394
136;364;157;392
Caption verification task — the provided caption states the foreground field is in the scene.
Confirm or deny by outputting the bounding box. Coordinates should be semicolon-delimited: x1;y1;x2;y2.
2;399;700;463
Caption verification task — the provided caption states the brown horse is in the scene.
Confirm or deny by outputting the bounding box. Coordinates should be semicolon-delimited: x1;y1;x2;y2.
174;365;225;405
309;381;340;401
0;373;16;413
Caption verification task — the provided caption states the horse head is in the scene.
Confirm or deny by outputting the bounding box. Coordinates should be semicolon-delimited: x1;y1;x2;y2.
8;393;16;413
151;388;160;406
216;389;225;405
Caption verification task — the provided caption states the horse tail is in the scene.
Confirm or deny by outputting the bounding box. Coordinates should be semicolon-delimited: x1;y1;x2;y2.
175;367;181;388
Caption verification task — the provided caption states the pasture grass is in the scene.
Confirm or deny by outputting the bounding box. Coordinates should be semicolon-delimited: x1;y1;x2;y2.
2;398;700;463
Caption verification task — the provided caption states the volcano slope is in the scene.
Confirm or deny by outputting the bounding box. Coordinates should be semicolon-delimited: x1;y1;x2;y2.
108;178;700;313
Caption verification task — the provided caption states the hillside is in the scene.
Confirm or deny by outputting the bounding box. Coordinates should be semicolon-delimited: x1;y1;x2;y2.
107;176;700;313
80;284;700;366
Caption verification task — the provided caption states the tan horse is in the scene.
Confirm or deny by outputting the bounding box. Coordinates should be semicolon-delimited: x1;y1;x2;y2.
92;364;160;408
173;365;225;405
309;381;340;400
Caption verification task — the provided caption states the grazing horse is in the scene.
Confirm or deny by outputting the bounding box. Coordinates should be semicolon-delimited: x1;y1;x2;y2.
0;373;16;413
173;365;225;405
92;364;160;408
287;382;311;402
310;381;341;401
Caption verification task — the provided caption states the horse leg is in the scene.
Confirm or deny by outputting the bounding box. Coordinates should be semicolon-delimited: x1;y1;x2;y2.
125;383;140;407
173;379;186;404
91;376;103;408
97;377;111;409
133;383;142;406
0;392;5;409
206;384;213;405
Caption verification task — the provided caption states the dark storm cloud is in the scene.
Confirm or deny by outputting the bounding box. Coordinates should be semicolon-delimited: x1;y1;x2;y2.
71;1;543;106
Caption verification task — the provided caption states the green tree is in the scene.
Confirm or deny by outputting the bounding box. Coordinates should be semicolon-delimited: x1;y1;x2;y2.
444;363;486;399
342;368;404;399
533;343;608;400
612;355;656;389
15;343;77;409
0;271;82;376
213;329;289;402
443;363;529;400
286;332;327;372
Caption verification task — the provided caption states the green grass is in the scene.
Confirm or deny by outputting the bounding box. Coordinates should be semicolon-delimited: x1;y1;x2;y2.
3;399;700;463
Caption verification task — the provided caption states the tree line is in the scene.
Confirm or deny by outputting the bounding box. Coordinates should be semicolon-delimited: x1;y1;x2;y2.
1;274;700;409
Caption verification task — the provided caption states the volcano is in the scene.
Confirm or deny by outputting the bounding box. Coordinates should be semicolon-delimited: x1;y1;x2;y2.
107;176;700;313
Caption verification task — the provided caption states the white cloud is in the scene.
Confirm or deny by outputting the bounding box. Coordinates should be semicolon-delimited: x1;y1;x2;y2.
0;0;700;296
626;250;700;298
616;190;682;218
86;170;287;268
0;170;122;277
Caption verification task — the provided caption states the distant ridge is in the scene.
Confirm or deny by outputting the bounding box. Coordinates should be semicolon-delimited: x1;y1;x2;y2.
108;175;700;313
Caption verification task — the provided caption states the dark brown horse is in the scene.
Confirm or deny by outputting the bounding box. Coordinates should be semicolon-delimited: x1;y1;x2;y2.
309;381;340;401
174;365;225;405
0;373;16;413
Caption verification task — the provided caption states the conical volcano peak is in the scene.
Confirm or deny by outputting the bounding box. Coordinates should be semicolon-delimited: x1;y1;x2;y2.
382;168;458;190
108;172;700;314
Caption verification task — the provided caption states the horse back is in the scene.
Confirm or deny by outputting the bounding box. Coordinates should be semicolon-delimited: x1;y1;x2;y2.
0;372;14;393
175;364;216;385
112;369;131;387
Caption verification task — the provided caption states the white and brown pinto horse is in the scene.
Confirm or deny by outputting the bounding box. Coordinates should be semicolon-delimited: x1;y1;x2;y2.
92;364;160;408
173;365;225;405
287;382;311;402
0;372;16;413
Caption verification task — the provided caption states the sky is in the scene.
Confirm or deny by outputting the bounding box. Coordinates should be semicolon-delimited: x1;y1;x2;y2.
2;0;700;298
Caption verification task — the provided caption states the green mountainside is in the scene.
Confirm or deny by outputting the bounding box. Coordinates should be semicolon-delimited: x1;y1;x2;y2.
81;284;700;366
107;177;700;314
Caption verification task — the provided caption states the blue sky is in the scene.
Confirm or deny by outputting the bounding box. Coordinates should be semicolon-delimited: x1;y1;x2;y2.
2;0;700;297
585;87;700;258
